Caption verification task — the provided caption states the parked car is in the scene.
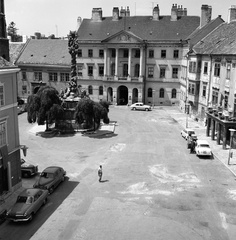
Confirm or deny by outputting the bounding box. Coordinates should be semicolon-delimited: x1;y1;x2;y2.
21;158;38;178
130;102;151;111
33;166;66;194
181;128;195;140
195;140;212;157
6;188;48;222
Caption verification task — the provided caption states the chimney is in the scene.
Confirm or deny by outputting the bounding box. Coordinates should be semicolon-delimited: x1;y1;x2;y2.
77;17;82;30
126;6;130;17
153;4;160;21
201;5;212;28
92;8;102;22
171;4;178;21
183;8;187;16
112;7;119;21
228;5;236;23
120;6;126;17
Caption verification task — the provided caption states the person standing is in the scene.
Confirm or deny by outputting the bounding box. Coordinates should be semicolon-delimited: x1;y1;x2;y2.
98;165;103;182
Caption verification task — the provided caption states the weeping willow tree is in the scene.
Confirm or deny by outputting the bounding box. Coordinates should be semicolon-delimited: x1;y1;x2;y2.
27;86;64;131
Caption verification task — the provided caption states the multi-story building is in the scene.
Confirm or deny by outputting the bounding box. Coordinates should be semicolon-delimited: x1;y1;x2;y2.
0;0;21;197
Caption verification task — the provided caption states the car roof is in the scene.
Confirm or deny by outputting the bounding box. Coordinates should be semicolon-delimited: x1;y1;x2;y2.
197;140;209;144
42;166;62;173
19;188;42;197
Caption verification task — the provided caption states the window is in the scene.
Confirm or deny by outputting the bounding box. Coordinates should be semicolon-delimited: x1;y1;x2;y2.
214;63;220;77
159;88;164;98
212;90;218;105
203;62;208;74
22;71;27;80
161;50;166;58
111;63;115;76
0;121;7;147
60;73;70;82
148;88;153;98
172;67;178;78
78;49;82;57
88;66;93;76
189;61;196;73
188;83;195;94
202;85;206;97
88;85;93;95
226;64;231;79
77;64;83;76
134;64;140;77
0;85;4;106
111;49;116;58
99;65;104;76
171;89;177;98
149;50;154;58
123;64;128;77
99;86;103;95
224;95;228;109
99;49;104;58
34;71;42;81
160;67;166;78
148;67;154;78
22;85;27;94
134;49;140;58
88;49;93;57
123;49;128;58
49;72;58;81
173;50;179;58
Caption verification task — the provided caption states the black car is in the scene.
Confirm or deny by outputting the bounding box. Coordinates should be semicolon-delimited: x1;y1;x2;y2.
21;159;38;177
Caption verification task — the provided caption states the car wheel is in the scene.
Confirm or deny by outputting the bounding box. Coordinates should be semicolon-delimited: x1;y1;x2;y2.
48;186;54;194
133;107;136;111
28;213;33;221
145;108;149;111
43;198;47;205
61;176;65;182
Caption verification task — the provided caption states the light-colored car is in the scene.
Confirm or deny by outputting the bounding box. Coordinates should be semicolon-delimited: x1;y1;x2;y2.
130;103;151;111
33;166;66;194
181;128;195;140
6;188;48;222
195;140;212;157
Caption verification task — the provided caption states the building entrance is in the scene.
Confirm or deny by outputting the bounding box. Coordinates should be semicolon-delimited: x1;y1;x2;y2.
117;85;128;105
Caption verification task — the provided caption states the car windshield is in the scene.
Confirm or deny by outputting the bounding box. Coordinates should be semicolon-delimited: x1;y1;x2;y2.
41;172;54;178
199;144;210;148
17;196;33;204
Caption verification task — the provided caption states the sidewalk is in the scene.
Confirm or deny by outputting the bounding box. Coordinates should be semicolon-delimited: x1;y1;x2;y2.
164;106;236;178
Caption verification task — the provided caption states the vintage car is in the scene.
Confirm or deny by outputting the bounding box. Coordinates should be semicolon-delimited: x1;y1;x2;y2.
6;188;48;222
181;128;195;140
21;159;38;177
130;102;151;111
33;166;66;194
195;140;212;157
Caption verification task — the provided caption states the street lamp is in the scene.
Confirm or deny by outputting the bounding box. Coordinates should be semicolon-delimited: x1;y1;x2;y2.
20;145;28;157
152;89;155;109
228;129;236;165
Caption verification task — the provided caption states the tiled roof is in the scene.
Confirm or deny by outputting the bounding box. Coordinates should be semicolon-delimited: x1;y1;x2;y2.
193;21;236;54
15;39;71;66
9;43;25;64
0;56;15;68
188;16;224;47
77;16;200;42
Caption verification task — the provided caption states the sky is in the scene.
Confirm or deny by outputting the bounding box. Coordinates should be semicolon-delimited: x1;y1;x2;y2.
4;0;236;38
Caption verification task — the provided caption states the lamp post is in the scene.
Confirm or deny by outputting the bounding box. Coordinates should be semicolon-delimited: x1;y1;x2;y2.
20;145;28;157
228;129;236;165
152;89;155;109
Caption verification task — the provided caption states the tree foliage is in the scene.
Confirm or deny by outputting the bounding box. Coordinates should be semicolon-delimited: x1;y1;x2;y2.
27;86;64;131
7;21;22;42
74;99;110;130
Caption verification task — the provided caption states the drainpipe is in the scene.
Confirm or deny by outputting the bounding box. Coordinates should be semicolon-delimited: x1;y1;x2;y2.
143;40;147;103
207;54;213;108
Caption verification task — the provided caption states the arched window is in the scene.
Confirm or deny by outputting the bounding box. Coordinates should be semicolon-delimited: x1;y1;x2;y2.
88;85;93;95
134;64;140;77
159;88;164;98
99;86;103;95
171;89;177;98
148;88;153;98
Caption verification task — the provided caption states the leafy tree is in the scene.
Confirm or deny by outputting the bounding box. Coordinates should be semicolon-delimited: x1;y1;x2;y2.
7;22;21;42
27;86;64;131
74;99;109;130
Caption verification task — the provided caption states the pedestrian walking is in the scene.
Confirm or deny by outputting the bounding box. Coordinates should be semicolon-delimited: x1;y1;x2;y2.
98;165;103;182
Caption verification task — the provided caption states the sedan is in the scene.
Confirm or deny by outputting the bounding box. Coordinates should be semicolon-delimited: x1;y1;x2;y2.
181;128;195;140
6;188;48;222
33;166;66;194
130;103;151;111
195;140;212;157
21;158;38;178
